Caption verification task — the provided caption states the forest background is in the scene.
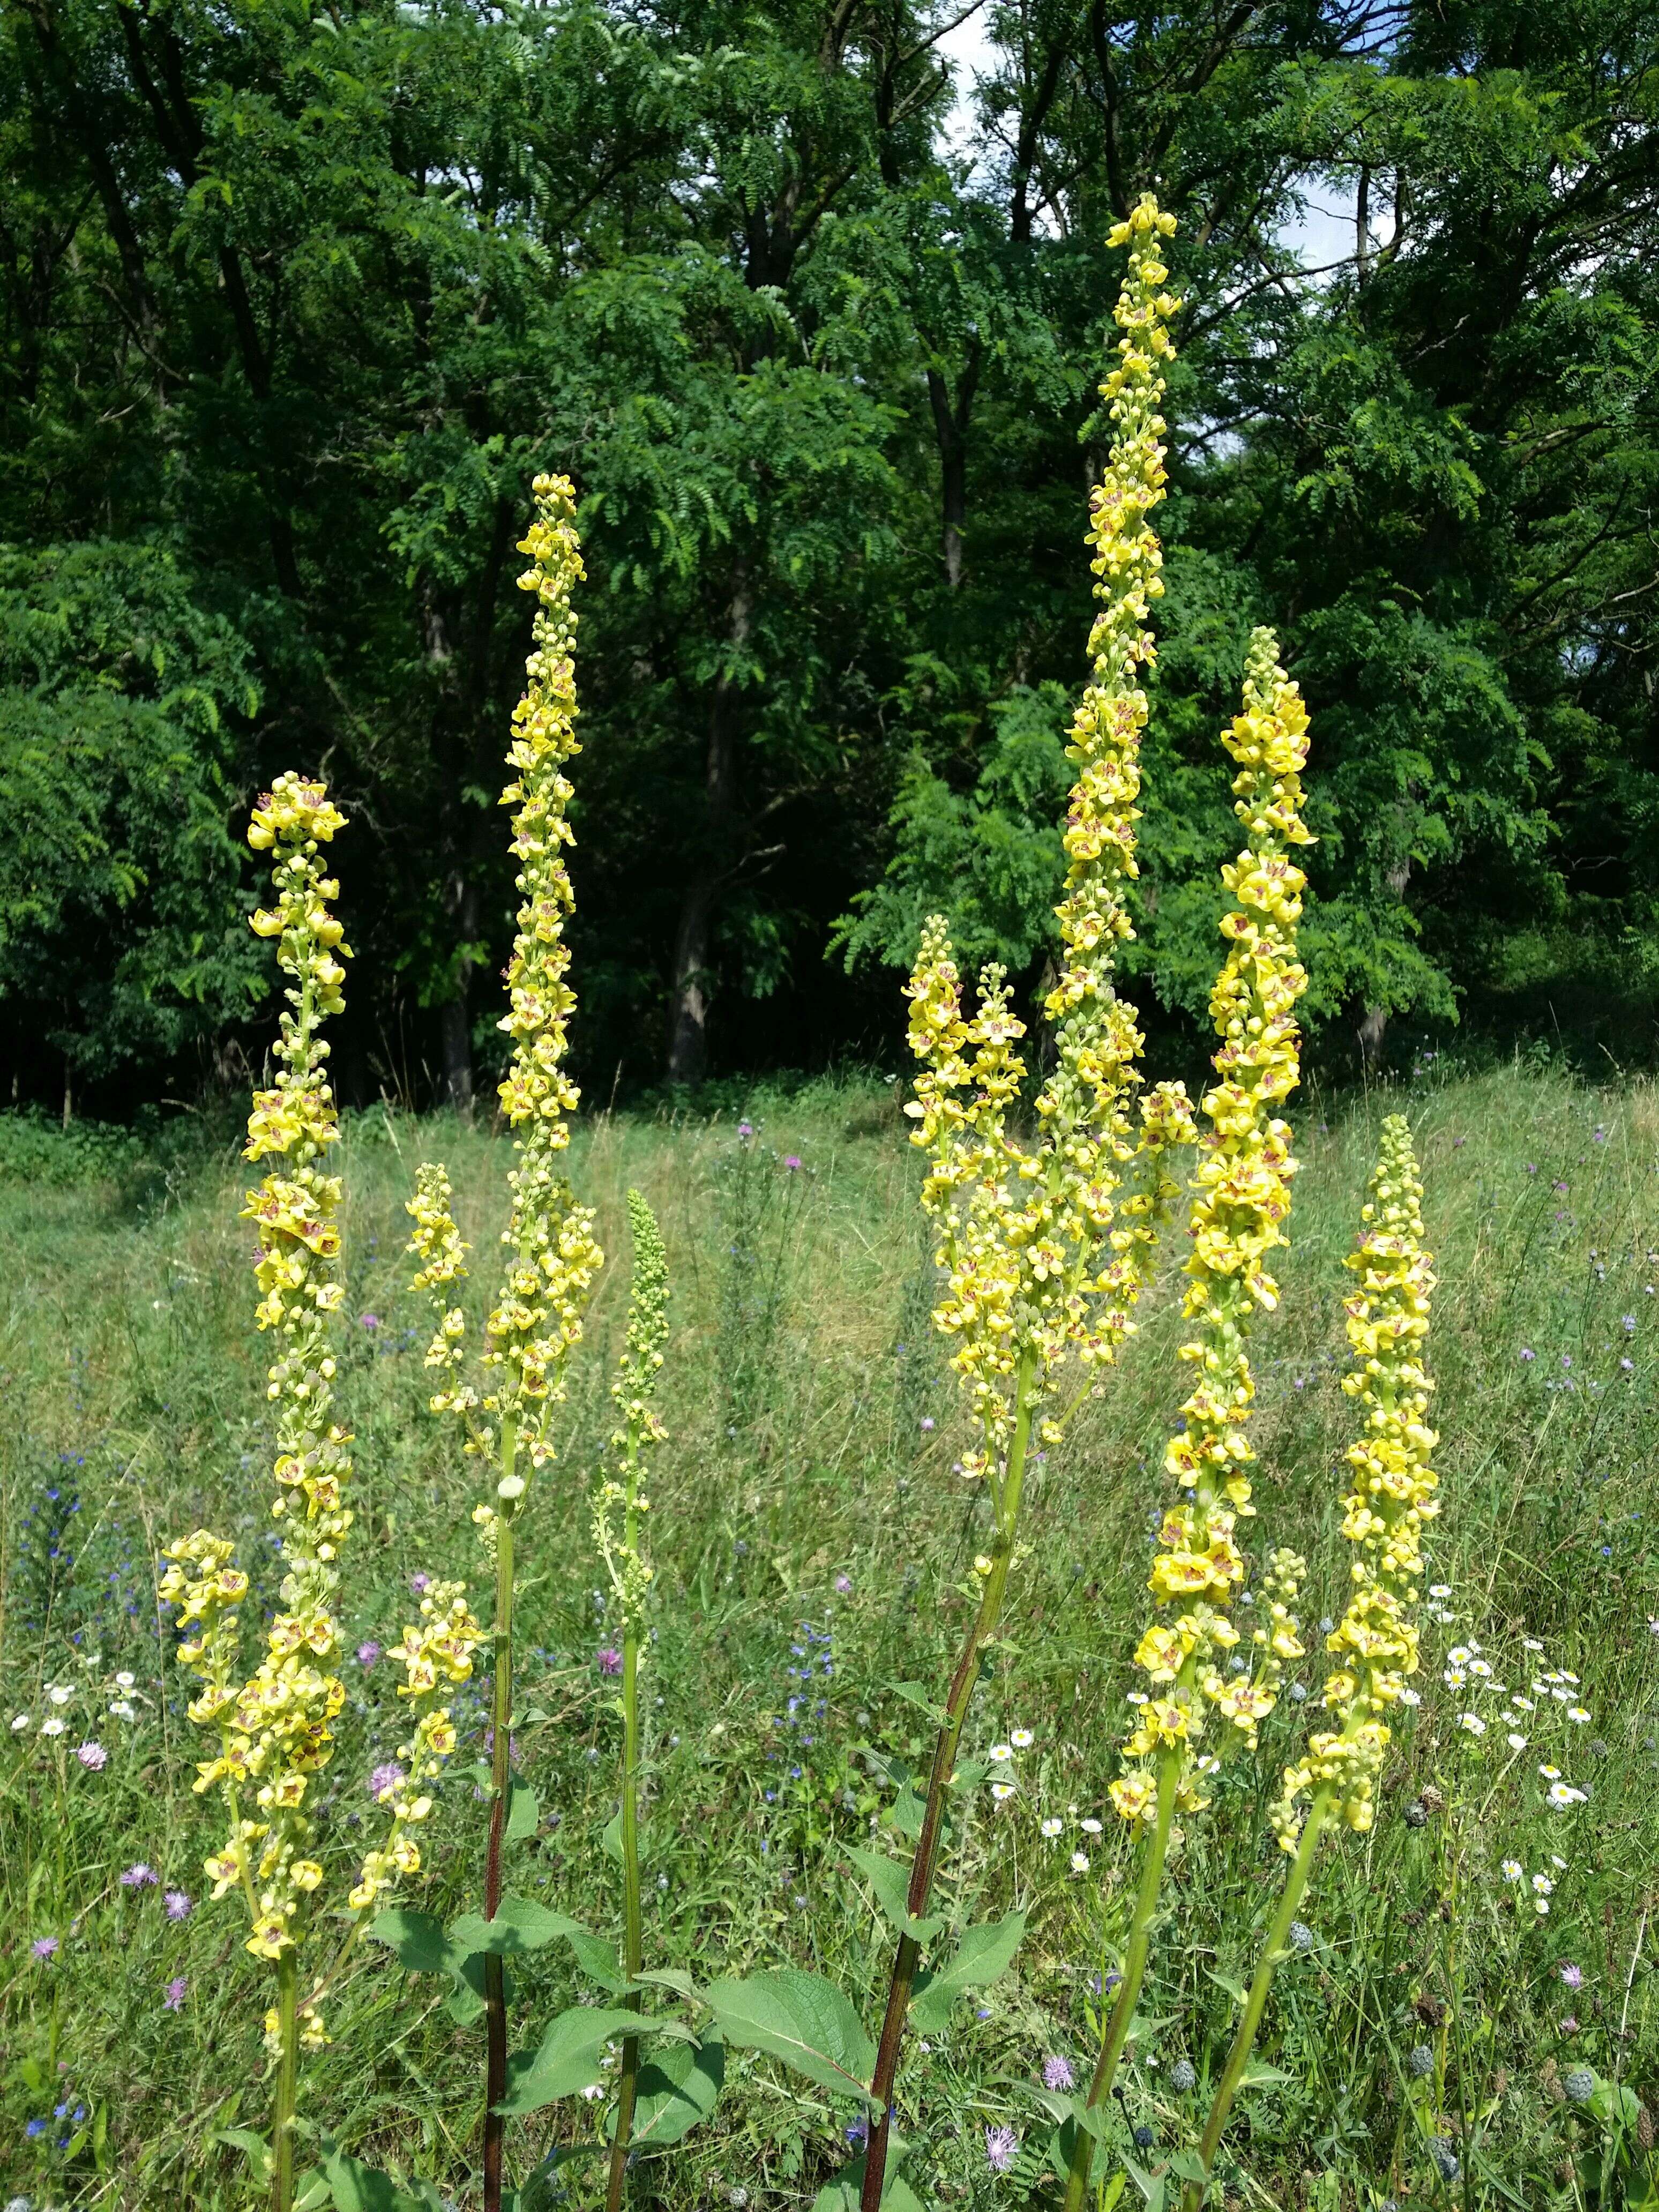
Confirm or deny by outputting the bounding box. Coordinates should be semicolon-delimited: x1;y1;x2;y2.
2;0;1656;1114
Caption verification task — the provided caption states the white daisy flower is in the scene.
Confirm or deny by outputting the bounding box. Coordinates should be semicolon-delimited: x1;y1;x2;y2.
1443;1668;1468;1689
1070;1851;1090;1874
1041;1818;1063;1839
10;1714;31;1732
1469;1659;1493;1678
41;1717;66;1737
1080;1818;1102;1836
47;1686;73;1707
1511;1695;1535;1713
1398;1687;1422;1707
1507;1732;1528;1750
1429;1585;1453;1599
1540;1763;1562;1781
989;1742;1014;1763
990;1782;1015;1803
1448;1647;1472;1666
1533;1874;1554;1896
1459;1713;1486;1736
1523;1637;1544;1652
1549;1782;1587;1808
1010;1728;1034;1750
114;1671;136;1690
108;1701;136;1721
1535;1897;1551;1917
1567;1708;1590;1725
1500;1860;1523;1881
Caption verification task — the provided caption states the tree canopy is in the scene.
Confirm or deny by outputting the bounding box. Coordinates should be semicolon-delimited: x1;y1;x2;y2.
2;0;1655;1107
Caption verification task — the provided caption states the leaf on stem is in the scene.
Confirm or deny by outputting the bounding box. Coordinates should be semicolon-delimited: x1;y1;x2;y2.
843;1844;943;1944
495;2006;651;2115
704;1969;878;2101
611;2033;726;2146
907;1910;1027;2034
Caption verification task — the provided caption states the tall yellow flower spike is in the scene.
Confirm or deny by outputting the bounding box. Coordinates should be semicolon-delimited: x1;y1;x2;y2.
903;189;1197;1490
162;774;354;1968
1110;625;1314;1833
866;192;1197;2212
1273;1114;1438;1847
398;475;605;2212
1064;625;1317;2212
353;1580;485;1912
1182;1117;1437;2210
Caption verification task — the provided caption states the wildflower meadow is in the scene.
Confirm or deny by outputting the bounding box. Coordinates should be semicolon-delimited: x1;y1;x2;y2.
5;200;1659;2212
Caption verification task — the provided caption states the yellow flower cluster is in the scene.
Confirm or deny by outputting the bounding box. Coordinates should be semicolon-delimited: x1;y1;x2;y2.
1111;630;1315;1827
1272;1115;1437;1849
903;196;1196;1483
482;473;603;1481
165;775;355;1965
593;1191;670;1628
352;1581;484;1910
407;1162;482;1437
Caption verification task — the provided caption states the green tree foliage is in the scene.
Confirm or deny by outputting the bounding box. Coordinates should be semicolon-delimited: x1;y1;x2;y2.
1;0;1655;1101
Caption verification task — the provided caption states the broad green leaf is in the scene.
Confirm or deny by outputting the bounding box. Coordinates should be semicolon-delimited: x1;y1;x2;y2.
614;2033;725;2147
636;1966;698;2001
1167;2149;1210;2184
1123;2151;1167;2210
295;2171;332;2212
1237;2058;1292;2090
908;1910;1027;2034
323;2145;434;2212
505;1777;540;1843
563;1927;630;1992
495;2006;645;2116
215;2128;272;2185
885;1786;926;1843
811;2150;922;2212
446;1952;489;2027
1205;1968;1248;2007
844;1845;941;1944
447;1895;584;1958
601;1809;626;1866
367;1909;452;1977
705;1969;876;2102
884;1681;947;1726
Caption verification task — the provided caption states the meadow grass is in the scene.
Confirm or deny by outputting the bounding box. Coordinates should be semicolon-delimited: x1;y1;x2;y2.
3;1058;1658;2210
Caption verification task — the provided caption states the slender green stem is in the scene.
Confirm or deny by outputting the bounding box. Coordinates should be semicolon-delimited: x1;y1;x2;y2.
605;1609;645;2212
1061;1742;1182;2212
1181;1787;1332;2210
859;1350;1037;2212
273;1945;299;2212
482;1425;517;2212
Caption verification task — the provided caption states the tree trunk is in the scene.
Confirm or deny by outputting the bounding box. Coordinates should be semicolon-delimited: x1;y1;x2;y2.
1357;1005;1388;1065
926;341;982;591
666;580;751;1085
438;875;479;1111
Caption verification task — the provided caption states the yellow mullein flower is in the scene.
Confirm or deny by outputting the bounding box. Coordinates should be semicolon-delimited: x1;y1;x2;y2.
1110;625;1314;1829
164;775;355;1957
484;473;604;1484
394;479;606;2207
352;1581;484;1912
594;1192;672;2203
903;190;1198;1494
866;192;1197;2212
1064;628;1316;2212
1182;1117;1437;2210
1272;1115;1438;1847
160;775;355;2211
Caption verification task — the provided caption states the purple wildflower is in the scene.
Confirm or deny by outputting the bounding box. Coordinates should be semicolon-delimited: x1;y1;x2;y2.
120;1863;158;1888
75;1741;106;1770
357;1640;382;1667
1560;1962;1584;1991
32;1935;59;1960
784;1154;802;1171
920;1416;935;1432
834;1574;853;1594
1042;2055;1075;2090
737;1120;753;1140
368;1762;406;1802
164;1976;186;2011
165;1890;193;1920
985;2123;1019;2173
597;1646;623;1677
1520;1348;1535;1363
360;1313;380;1331
409;1571;431;1595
